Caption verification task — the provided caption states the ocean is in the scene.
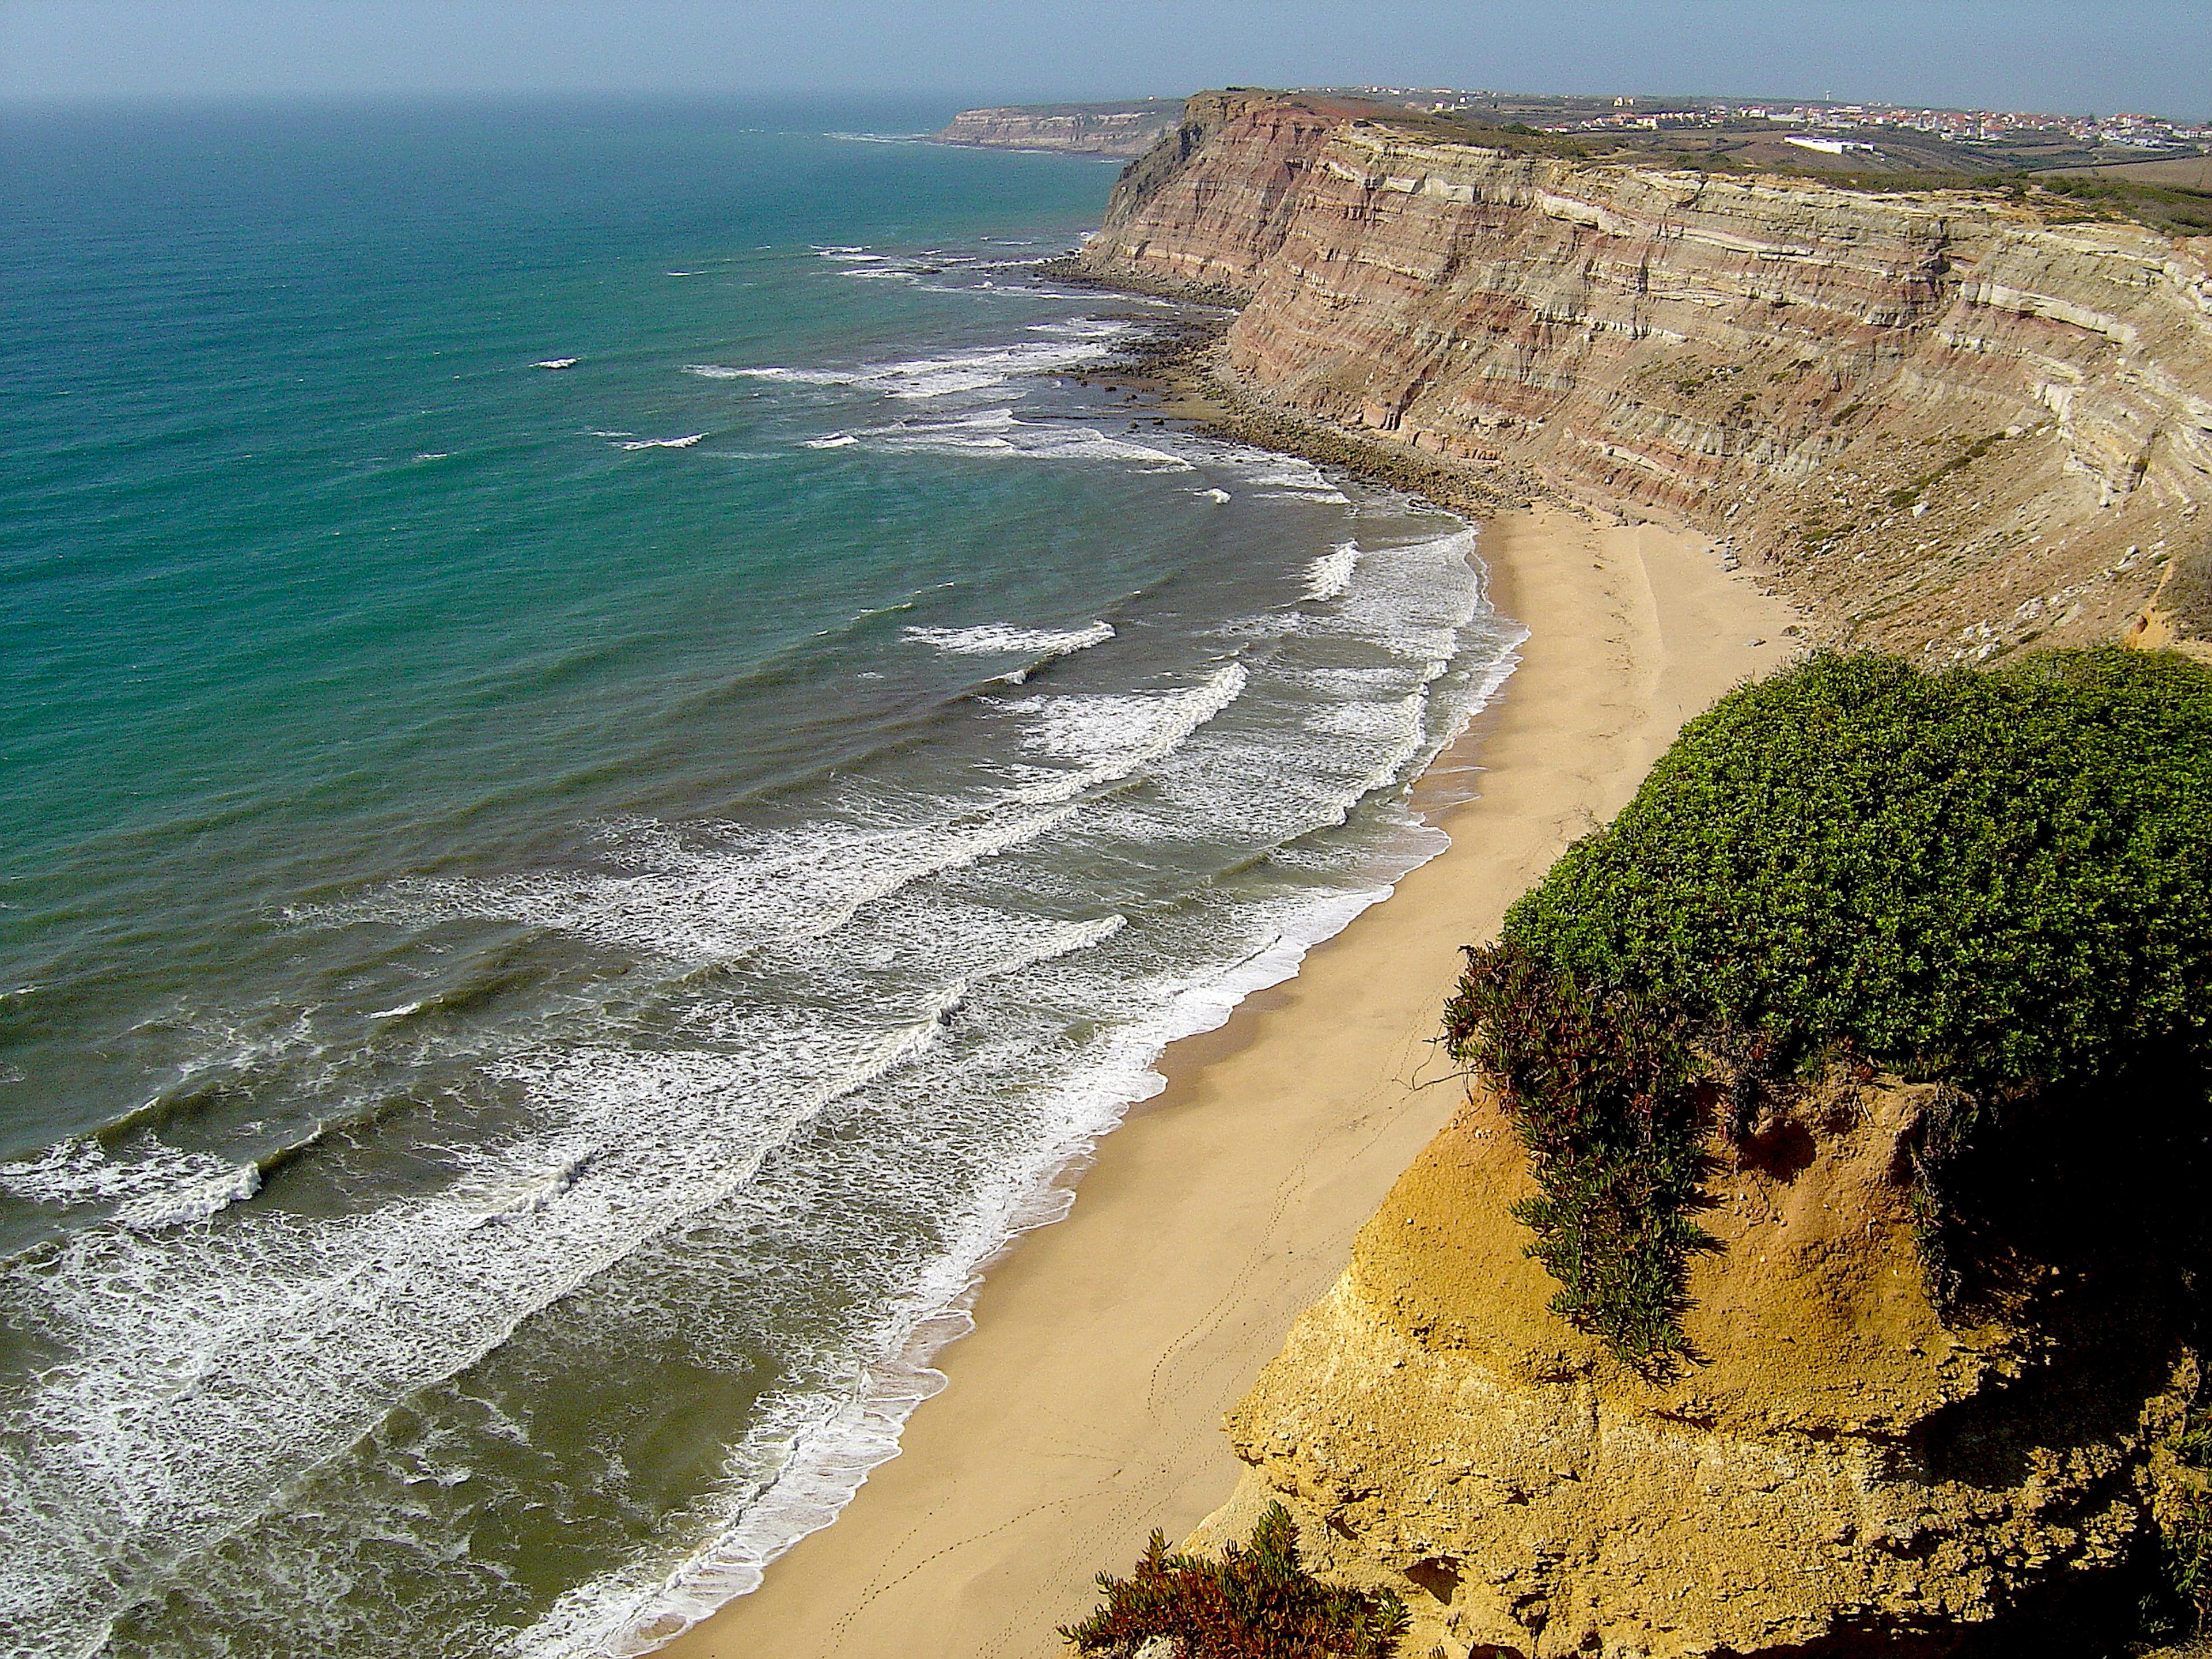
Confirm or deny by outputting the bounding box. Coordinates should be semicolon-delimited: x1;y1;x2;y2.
0;97;1521;1657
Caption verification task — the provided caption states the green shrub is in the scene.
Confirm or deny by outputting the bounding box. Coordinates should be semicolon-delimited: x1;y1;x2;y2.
1442;946;1715;1370
1060;1503;1408;1659
2156;1491;2212;1643
1446;648;2212;1365
2035;173;2212;238
2179;1403;2212;1473
1505;649;2212;1093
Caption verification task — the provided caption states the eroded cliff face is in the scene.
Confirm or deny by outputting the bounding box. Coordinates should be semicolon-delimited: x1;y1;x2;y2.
1074;94;2212;1656
1078;97;2212;661
935;102;1180;157
1191;1082;2199;1658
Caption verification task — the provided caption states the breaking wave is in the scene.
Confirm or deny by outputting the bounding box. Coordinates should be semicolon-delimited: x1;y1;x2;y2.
1302;542;1360;602
1;206;1530;1659
903;620;1115;658
687;325;1130;404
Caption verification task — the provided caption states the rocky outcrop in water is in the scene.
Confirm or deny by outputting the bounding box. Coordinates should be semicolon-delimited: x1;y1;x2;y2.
1078;93;2212;662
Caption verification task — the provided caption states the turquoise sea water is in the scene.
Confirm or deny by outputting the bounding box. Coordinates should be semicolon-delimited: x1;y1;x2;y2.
0;100;1520;1656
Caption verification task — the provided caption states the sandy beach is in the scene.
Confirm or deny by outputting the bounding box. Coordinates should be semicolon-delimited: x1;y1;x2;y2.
661;503;1802;1659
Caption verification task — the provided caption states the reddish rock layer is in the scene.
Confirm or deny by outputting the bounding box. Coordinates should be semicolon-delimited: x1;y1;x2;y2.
1081;96;2212;660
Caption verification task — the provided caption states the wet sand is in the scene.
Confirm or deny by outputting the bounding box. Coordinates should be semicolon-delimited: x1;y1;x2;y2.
661;503;1801;1659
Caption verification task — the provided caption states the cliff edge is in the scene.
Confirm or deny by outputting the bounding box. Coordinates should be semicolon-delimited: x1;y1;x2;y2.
1075;94;2212;666
1061;109;2212;1654
936;101;1182;157
1173;647;2212;1658
1196;1080;2198;1657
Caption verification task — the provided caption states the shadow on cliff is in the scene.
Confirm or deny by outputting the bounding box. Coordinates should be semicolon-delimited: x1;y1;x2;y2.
1913;1055;2208;1483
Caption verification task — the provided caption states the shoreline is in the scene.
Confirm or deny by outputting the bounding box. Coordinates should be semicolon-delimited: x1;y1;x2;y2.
658;498;1802;1659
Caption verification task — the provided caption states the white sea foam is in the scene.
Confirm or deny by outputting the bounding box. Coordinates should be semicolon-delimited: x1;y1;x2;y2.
0;1135;263;1230
862;408;1192;471
687;326;1132;405
1301;541;1360;601
536;881;1398;1659
306;798;1085;968
533;358;578;370
801;433;858;449
903;620;1113;658
1;1035;938;1648
1005;660;1249;775
616;434;707;450
1024;317;1128;339
1307;524;1491;666
1;899;1161;1649
0;370;1535;1659
471;1147;595;1226
1205;448;1353;503
687;365;847;385
868;339;1115;398
113;1161;263;1232
12;857;1379;1652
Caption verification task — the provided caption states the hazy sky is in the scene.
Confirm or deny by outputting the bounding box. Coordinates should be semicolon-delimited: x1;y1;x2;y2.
5;1;2208;118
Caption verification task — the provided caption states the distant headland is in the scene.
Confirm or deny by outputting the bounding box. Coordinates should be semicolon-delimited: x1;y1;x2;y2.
933;99;1184;156
943;86;2211;193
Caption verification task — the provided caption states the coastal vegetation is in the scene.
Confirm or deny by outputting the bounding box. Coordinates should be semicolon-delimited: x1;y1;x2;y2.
1445;647;2212;1371
2032;171;2212;237
1062;1503;1409;1659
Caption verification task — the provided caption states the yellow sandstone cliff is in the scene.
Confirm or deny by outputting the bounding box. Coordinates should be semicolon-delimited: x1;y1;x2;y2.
1189;1081;2197;1657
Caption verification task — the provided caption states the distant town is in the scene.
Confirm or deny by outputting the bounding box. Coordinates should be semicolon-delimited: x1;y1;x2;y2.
1320;86;2211;168
944;89;2212;224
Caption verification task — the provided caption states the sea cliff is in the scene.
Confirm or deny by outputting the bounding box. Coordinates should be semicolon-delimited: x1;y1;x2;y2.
1077;91;2212;666
1071;93;2212;1658
1189;1074;2201;1657
936;101;1181;157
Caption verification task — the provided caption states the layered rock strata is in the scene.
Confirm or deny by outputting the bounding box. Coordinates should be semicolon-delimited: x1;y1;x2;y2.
1069;92;2212;1657
1078;93;2212;661
935;102;1181;157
